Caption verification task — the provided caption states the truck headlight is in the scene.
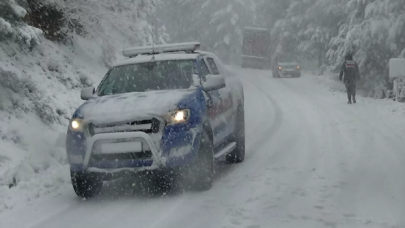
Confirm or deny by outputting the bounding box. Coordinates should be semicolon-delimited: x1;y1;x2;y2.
165;109;190;125
70;119;85;131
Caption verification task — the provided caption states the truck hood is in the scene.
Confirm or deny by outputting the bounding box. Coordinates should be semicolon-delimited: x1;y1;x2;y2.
77;89;196;124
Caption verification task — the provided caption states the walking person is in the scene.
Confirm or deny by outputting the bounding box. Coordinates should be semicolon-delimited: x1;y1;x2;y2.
339;53;361;104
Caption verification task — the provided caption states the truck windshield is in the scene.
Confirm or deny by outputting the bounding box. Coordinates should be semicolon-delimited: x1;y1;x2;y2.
97;60;195;96
278;54;297;62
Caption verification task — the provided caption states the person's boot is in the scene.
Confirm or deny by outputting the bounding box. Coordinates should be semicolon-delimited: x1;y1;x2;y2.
353;97;356;104
348;99;352;104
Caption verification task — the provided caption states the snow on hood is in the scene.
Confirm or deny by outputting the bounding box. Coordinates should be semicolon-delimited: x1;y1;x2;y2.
79;89;196;124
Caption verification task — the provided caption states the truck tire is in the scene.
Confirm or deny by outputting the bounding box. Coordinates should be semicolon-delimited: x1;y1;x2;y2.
226;105;245;163
187;130;214;191
150;170;176;193
71;171;103;198
273;70;280;78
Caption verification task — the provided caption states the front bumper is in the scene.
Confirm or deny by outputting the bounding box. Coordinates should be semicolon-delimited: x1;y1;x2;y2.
67;127;201;173
84;131;162;168
279;69;300;76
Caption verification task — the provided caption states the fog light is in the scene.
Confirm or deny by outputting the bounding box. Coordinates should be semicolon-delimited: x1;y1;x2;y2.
151;118;160;133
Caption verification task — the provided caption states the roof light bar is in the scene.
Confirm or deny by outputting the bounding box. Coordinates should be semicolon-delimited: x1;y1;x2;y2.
122;42;201;58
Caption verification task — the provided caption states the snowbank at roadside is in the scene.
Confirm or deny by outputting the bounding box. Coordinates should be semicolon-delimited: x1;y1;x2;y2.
309;71;366;96
0;0;163;196
0;32;161;214
307;71;405;117
0;160;70;213
0;36;108;212
0;37;105;169
309;71;394;99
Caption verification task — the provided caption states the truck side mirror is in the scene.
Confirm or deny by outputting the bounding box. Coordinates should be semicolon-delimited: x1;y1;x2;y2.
202;74;226;91
81;87;95;100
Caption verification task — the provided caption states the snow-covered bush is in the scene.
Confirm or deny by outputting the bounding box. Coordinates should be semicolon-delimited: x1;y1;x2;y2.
0;0;42;47
24;0;69;42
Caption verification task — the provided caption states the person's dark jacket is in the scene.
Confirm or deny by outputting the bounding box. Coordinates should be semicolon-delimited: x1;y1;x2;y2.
339;60;360;84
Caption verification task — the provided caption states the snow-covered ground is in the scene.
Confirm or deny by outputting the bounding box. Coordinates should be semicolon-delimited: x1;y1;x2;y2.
1;67;405;228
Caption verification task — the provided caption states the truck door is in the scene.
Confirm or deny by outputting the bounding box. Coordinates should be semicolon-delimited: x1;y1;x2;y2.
204;57;234;146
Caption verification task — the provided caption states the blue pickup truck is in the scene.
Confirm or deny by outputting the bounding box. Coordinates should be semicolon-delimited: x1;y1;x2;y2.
66;42;245;197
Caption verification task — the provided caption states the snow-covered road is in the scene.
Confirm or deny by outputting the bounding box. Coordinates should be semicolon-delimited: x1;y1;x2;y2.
2;68;405;228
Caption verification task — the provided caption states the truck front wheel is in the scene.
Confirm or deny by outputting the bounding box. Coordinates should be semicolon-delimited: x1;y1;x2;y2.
182;130;214;191
226;105;245;163
71;171;103;198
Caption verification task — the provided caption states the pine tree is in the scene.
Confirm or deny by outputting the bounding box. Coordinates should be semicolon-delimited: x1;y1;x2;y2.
157;0;206;43
255;0;291;28
204;0;257;63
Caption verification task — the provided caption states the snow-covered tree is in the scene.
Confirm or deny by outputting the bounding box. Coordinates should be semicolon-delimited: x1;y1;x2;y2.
327;0;405;94
255;0;291;29
300;0;346;66
273;0;346;67
57;0;160;45
41;0;163;67
204;0;257;63
273;1;312;55
271;0;405;96
157;0;205;43
0;0;42;46
159;0;257;64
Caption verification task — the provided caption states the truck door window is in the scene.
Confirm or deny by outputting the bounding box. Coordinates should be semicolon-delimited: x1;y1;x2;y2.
200;60;210;77
207;58;220;75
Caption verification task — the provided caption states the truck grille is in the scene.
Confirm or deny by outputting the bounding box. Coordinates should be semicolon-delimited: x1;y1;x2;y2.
88;151;153;168
91;151;152;162
88;118;160;136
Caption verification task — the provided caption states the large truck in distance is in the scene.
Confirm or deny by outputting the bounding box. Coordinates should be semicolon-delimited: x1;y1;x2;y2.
241;27;271;69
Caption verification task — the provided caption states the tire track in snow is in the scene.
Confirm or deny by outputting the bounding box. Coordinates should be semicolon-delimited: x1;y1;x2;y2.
216;69;334;227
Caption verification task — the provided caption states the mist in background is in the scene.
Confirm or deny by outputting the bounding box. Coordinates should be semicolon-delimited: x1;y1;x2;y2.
157;0;405;96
